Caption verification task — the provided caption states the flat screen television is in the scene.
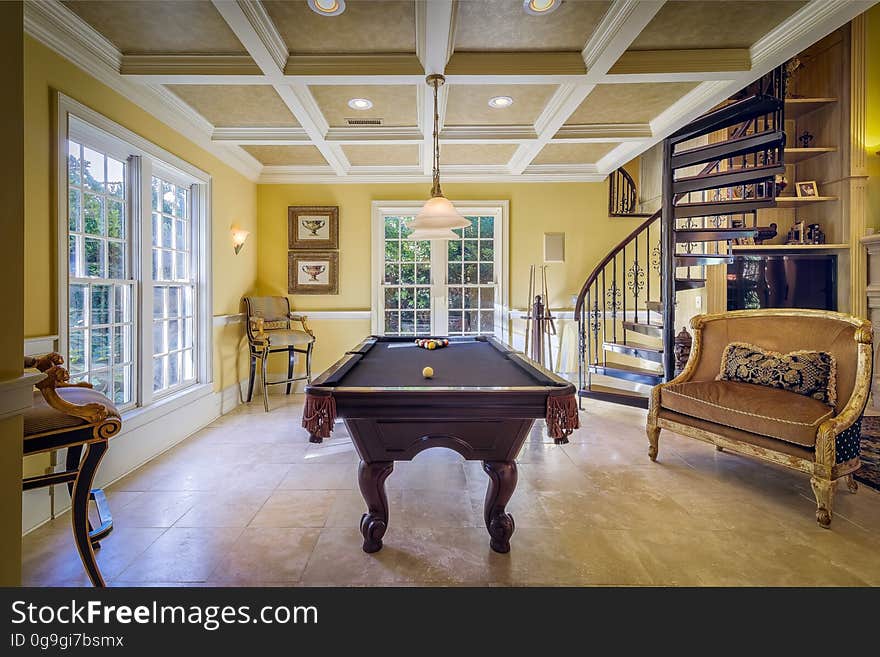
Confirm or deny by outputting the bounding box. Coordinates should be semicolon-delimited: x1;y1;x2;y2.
727;253;837;311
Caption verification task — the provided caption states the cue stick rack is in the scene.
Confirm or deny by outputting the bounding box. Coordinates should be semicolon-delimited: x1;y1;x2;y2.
523;264;556;369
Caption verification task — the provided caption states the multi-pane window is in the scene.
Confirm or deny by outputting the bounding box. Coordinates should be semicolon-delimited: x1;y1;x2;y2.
447;216;496;335
63;104;209;414
374;204;506;339
382;217;432;335
151;176;195;394
67;140;135;406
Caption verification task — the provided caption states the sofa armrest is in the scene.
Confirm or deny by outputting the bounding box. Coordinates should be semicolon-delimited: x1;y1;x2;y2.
34;365;109;424
815;336;873;469
648;316;706;422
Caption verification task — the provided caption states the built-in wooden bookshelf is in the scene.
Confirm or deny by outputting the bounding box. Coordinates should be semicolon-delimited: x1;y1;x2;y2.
784;146;837;164
774;195;839;204
784;97;837;119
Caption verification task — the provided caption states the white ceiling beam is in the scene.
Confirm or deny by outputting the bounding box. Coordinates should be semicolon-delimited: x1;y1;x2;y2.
420;0;456;175
509;0;665;175
211;0;348;175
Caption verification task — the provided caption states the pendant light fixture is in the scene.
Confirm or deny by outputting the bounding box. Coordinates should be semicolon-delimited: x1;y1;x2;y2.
407;74;469;241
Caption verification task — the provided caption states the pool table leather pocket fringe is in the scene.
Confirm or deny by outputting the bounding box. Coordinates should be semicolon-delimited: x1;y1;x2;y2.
546;393;579;443
302;392;336;439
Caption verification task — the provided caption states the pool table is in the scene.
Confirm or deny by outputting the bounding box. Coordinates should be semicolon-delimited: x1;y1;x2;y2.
301;335;579;554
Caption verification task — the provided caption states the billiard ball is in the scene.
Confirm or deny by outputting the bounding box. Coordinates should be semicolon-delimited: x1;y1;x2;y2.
422;366;434;378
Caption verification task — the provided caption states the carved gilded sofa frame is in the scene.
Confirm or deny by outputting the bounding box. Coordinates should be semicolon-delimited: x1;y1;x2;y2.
646;309;873;528
23;353;121;587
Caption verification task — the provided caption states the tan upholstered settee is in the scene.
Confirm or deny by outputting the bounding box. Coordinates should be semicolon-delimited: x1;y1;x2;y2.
646;309;873;528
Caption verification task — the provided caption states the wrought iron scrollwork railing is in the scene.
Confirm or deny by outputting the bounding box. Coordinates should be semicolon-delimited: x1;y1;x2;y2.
574;210;661;392
609;167;646;217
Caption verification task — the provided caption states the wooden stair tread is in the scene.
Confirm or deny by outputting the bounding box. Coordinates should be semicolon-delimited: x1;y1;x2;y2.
672;130;784;169
579;385;650;409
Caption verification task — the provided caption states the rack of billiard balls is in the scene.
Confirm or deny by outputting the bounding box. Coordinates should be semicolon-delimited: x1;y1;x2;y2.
415;338;449;350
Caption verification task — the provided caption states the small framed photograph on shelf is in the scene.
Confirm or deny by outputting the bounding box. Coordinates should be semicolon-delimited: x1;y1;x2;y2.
288;206;339;250
288;251;339;295
795;181;819;198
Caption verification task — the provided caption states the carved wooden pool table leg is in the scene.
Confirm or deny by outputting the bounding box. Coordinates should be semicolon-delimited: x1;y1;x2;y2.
358;460;393;553
483;460;517;554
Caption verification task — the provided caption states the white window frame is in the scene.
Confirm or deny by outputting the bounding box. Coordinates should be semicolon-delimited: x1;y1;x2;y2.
56;93;213;414
370;200;509;341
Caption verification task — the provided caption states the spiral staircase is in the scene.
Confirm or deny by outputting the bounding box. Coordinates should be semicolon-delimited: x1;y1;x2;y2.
576;67;786;408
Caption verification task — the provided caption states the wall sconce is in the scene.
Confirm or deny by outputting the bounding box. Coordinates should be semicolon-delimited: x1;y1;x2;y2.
231;226;250;255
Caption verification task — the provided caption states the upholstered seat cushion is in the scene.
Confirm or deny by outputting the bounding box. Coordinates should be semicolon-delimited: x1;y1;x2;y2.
24;387;120;437
265;329;315;347
660;380;834;447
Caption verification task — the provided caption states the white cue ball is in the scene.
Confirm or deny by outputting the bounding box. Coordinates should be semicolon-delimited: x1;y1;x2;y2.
422;366;434;378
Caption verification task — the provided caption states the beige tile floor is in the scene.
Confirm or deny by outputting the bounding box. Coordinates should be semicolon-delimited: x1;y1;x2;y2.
21;396;880;586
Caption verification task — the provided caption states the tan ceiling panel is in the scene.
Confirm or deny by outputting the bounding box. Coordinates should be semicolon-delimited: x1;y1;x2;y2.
454;0;611;51
167;86;300;127
342;145;419;166
440;144;518;166
532;143;618;165
264;0;416;54
243;146;328;166
309;85;418;127
445;85;557;126
565;82;699;125
63;1;247;54
629;1;807;50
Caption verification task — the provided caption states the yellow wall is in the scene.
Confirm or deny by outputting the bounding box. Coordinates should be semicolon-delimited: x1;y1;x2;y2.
1;1;24;585
258;180;645;372
23;36;258;392
867;4;880;231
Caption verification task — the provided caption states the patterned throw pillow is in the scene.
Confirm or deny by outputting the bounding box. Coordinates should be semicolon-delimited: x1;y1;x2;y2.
718;342;837;407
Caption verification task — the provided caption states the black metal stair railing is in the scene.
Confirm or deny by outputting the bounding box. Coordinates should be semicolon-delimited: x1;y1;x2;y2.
609;167;652;217
576;64;786;401
575;210;662;398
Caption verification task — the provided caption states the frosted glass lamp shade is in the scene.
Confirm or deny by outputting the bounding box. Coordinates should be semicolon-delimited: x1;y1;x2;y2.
407;226;461;241
412;196;470;229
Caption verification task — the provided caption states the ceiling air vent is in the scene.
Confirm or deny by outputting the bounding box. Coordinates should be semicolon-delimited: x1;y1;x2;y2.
345;118;383;126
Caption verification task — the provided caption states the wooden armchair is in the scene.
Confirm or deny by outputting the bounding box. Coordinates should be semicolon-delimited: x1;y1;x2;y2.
647;309;873;528
243;296;315;412
23;353;121;586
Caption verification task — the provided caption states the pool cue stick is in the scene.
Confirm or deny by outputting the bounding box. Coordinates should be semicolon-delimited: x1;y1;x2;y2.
524;264;535;355
542;266;555;370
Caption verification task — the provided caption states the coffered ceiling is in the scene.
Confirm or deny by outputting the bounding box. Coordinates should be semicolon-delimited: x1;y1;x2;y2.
28;0;873;183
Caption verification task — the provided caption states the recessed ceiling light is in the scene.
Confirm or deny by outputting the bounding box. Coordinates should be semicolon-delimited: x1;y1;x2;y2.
308;0;345;17
348;98;373;110
523;0;560;16
488;96;514;109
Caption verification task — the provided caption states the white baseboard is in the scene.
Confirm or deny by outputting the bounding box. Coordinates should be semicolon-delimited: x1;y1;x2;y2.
22;380;244;535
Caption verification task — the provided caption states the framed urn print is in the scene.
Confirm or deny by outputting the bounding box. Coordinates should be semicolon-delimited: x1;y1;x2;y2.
289;206;339;250
289;251;339;295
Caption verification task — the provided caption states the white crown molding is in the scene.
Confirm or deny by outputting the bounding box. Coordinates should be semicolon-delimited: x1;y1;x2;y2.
24;0;121;72
120;54;261;76
325;126;424;144
24;0;262;181
212;126;311;144
440;126;538;142
553;123;652;141
258;167;606;184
